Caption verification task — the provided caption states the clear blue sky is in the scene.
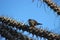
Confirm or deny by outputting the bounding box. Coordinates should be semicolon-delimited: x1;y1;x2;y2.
0;0;60;40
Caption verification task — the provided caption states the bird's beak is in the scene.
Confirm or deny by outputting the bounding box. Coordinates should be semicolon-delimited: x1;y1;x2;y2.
37;23;42;25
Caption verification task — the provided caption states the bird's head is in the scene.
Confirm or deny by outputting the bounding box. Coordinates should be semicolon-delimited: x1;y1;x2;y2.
28;19;32;21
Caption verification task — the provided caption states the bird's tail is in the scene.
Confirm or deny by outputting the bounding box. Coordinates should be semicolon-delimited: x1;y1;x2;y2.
37;23;42;25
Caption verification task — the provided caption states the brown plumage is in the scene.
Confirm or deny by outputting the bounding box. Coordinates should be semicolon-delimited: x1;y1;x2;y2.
28;19;42;27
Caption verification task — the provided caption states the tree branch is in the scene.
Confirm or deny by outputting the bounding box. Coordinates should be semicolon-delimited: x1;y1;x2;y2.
0;16;60;40
43;0;60;15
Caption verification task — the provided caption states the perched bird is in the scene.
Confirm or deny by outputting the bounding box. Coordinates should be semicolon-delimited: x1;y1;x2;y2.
28;19;42;27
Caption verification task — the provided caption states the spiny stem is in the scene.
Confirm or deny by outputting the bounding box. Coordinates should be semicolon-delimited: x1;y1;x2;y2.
0;23;32;40
0;16;60;40
43;0;60;15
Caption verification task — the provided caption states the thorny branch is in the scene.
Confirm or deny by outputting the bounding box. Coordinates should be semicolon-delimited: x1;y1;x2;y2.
0;16;60;40
0;23;32;40
43;0;60;15
0;0;60;40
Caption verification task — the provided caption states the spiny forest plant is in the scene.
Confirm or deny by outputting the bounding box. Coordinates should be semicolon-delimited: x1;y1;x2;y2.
43;0;60;15
0;23;32;40
0;16;60;40
0;0;60;40
32;0;60;15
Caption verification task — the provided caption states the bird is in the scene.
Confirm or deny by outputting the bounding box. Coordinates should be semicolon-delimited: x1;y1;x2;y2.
28;19;42;27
